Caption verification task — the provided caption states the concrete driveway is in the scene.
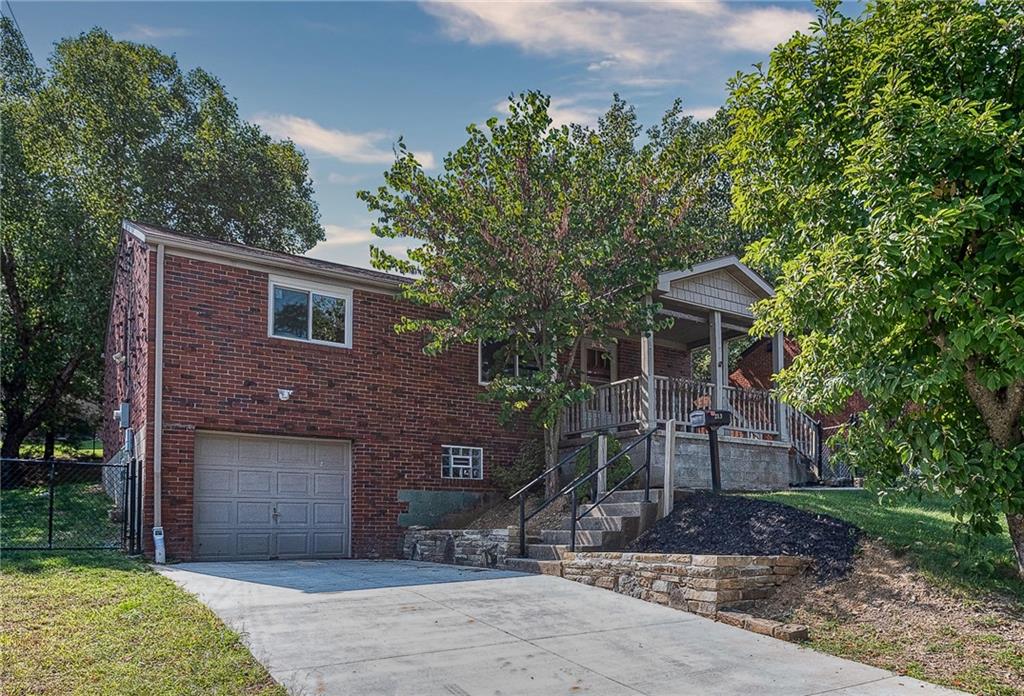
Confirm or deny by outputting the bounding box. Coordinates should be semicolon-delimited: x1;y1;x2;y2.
158;560;960;696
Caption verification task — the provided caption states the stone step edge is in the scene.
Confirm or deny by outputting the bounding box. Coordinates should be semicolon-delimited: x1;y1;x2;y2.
715;610;809;643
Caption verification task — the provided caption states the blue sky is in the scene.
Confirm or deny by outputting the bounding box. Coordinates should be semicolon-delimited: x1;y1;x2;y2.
12;1;821;268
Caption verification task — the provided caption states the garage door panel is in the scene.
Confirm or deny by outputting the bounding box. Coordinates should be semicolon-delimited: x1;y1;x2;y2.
195;468;235;495
276;533;310;556
276;502;310;525
237;533;273;556
278;441;314;464
238;470;273;495
195;533;235;558
194;433;350;560
278;472;311;496
314;472;346;496
237;501;273;526
314;502;344;525
313;533;345;555
195;500;234;526
238;438;274;463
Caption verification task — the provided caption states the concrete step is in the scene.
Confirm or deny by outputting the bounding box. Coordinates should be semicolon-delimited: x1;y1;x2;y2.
577;501;658;517
502;558;563;576
540;529;607;546
605;489;660;503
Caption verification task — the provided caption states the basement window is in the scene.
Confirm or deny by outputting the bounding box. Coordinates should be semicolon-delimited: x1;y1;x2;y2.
442;445;484;480
268;276;353;348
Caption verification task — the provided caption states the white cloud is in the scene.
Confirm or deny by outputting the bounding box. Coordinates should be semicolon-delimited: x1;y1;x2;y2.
685;105;721;121
493;95;604;129
119;24;190;41
422;1;814;83
256;114;436;168
719;6;817;53
319;224;375;247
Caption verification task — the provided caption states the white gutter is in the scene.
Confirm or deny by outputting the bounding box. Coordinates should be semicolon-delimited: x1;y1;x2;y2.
152;243;166;563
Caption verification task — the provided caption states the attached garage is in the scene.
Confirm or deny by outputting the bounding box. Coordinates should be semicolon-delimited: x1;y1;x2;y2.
193;433;352;560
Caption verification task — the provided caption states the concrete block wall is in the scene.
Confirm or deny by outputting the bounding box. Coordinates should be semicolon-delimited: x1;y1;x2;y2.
647;431;810;491
560;551;810;616
403;527;519;568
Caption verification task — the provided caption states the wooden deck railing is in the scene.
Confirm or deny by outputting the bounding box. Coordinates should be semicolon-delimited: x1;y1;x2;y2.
561;376;822;467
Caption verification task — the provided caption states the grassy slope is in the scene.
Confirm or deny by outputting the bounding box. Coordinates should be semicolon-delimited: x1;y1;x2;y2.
747;489;1023;601
2;483;122;549
0;552;285;695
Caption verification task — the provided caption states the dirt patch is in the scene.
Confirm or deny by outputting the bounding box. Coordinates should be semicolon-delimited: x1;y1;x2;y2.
628;492;860;579
753;541;1024;695
439;494;569;534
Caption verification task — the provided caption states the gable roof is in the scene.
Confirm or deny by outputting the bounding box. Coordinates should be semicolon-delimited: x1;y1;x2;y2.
123;221;407;292
655;255;774;299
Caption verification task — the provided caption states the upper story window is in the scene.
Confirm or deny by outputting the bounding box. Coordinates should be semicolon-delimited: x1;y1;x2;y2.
478;340;539;384
268;276;353;348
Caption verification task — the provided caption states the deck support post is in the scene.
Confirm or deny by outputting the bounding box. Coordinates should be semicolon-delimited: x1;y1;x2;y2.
640;298;656;429
662;419;676;518
710;310;726;410
773;330;791;444
597;434;608;498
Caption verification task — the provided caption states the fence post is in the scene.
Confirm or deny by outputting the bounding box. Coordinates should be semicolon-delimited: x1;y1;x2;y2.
662;419;676;518
815;421;824;480
518;494;526;557
570;492;577;553
596;435;608;498
644;431;652;503
47;460;56;550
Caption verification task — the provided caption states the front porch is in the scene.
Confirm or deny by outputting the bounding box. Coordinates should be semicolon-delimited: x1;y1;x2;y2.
560;257;822;472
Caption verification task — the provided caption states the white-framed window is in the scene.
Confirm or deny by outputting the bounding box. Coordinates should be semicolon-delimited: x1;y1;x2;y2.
442;445;484;480
478;340;539;385
268;275;353;349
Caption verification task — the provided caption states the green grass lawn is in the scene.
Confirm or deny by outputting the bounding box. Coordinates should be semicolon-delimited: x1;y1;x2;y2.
0;552;285;695
746;489;1023;601
19;440;104;460
1;482;122;549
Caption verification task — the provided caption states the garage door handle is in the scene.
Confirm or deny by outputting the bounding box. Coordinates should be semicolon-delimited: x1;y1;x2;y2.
272;505;280;522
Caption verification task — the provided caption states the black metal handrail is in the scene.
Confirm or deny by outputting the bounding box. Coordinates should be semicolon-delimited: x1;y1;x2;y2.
567;428;656;552
510;436;598;557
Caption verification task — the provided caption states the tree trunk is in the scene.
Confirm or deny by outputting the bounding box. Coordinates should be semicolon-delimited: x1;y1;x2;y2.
544;423;562;499
43;431;55;461
1008;514;1024;581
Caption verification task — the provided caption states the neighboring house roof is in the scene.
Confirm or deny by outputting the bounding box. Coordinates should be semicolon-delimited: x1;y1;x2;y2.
123;221;408;293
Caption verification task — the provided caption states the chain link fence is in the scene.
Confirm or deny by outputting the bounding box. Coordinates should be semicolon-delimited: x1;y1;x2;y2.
0;458;132;550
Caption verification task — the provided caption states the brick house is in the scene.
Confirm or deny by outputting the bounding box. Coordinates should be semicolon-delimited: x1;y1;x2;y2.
104;222;824;562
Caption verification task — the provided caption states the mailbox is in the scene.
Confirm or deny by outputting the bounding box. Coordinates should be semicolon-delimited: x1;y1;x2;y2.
689;409;732;429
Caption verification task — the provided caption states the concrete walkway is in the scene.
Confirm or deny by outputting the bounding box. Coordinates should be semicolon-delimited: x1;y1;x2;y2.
158;560;961;696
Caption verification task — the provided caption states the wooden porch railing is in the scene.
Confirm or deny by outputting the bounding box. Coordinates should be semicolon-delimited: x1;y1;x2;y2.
562;376;822;468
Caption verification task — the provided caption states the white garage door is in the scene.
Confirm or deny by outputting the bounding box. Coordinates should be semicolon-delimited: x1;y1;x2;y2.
193;433;351;560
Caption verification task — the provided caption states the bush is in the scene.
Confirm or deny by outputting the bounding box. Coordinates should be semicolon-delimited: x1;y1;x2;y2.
490;438;546;497
573;435;632;504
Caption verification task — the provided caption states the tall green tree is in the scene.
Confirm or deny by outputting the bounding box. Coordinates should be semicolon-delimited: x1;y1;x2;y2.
724;0;1024;578
360;92;717;495
1;20;323;458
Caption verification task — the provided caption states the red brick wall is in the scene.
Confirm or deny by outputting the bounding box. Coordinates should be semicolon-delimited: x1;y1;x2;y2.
729;337;868;429
102;233;151;458
617;339;691;380
146;252;529;559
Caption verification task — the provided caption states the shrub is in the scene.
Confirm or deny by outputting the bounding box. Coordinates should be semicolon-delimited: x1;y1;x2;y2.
490;438;546;497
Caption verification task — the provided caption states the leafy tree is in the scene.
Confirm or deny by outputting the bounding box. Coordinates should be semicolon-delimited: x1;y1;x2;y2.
724;0;1024;578
360;92;716;496
0;20;323;459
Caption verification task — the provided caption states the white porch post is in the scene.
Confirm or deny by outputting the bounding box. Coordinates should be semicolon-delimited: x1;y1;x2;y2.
640;329;656;430
773;330;791;443
709;310;725;410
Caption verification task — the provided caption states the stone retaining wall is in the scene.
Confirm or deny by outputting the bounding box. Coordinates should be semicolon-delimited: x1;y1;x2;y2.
402;527;518;568
560;551;810;616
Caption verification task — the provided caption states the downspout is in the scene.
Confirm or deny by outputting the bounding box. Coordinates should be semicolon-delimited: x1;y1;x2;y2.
152;243;166;563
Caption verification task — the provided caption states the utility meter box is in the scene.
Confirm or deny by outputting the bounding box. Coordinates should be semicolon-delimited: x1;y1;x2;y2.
689;409;732;429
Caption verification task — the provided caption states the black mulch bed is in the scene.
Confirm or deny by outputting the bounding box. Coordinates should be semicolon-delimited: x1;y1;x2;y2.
628;492;861;580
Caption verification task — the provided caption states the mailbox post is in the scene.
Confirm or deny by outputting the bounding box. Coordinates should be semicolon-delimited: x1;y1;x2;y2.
689;409;733;493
